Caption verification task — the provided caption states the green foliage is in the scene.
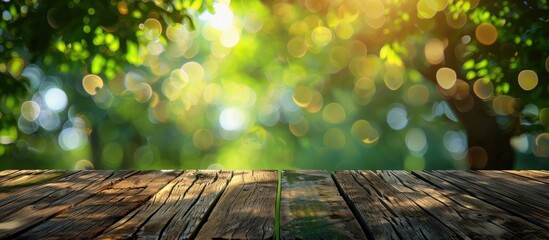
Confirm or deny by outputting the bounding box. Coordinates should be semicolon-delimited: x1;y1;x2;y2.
0;0;548;170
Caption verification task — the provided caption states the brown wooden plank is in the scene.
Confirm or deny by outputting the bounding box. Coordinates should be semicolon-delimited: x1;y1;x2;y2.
417;171;549;230
0;170;108;218
280;170;366;239
0;170;135;239
195;170;277;240
476;171;548;198
0;170;45;184
0;170;19;180
14;170;180;239
446;171;549;225
503;170;549;184
383;170;548;239
0;170;66;191
97;170;232;240
333;170;461;239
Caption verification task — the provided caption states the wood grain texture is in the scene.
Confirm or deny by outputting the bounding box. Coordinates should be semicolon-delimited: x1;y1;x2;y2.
1;170;548;239
14;171;180;240
503;170;549;184
280;170;367;239
419;171;549;230
476;170;548;198
0;170;65;191
0;170;135;239
0;170;18;178
386;170;548;239
195;170;277;240
333;170;461;239
0;170;51;186
0;170;22;182
97;170;232;240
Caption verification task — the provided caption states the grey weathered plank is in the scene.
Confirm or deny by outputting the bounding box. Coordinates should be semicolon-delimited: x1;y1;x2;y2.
15;171;180;239
97;170;232;240
280;170;366;239
195;170;277;240
383;170;548;239
418;171;549;230
333;170;461;239
0;170;135;239
503;170;549;184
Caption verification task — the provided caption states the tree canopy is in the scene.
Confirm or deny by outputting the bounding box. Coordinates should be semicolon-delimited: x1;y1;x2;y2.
1;0;548;170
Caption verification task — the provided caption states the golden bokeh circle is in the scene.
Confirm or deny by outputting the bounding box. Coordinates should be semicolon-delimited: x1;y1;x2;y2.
436;67;457;90
475;23;498;46
473;78;493;99
82;74;104;96
518;70;538;91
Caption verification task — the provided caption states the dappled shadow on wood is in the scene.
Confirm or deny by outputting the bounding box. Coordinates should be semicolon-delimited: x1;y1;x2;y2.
332;170;549;239
0;170;137;239
0;170;548;239
0;170;277;240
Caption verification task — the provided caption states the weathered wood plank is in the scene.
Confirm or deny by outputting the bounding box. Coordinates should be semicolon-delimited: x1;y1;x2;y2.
280;170;366;239
14;170;180;239
0;170;135;239
0;171;115;217
418;171;549;230
0;170;66;191
195;170;277;240
0;171;77;205
0;170;46;184
378;170;489;239
476;171;548;198
0;170;19;181
97;170;232;240
333;170;461;239
503;170;549;184
384;170;548;239
447;171;549;224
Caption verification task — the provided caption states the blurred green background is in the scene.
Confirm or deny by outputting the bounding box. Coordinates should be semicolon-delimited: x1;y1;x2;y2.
1;0;548;170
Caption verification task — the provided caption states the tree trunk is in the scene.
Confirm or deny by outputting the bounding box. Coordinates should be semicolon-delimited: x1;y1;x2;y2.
90;124;102;169
446;96;515;169
420;62;516;169
413;20;517;169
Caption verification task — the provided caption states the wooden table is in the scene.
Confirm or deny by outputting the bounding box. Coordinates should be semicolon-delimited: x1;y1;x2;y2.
0;170;547;239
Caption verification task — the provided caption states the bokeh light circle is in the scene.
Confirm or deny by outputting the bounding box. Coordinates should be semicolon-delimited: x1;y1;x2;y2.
219;107;248;131
322;103;346;124
143;18;162;40
351;120;379;144
193;129;215;150
473;78;494;99
475;23;498;46
436;67;457;90
518;70;538;91
82;74;104;96
387;104;408;130
21;101;40;121
44;88;68;112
